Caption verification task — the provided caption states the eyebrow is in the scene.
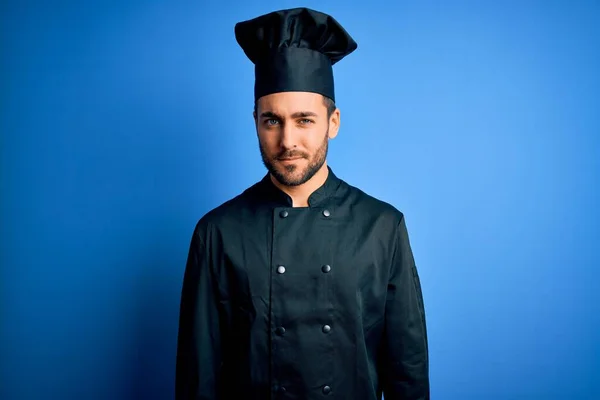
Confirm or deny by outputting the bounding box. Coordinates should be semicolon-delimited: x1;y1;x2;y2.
260;111;319;119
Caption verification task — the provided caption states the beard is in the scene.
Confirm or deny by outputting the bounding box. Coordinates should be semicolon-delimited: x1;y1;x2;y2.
259;128;329;187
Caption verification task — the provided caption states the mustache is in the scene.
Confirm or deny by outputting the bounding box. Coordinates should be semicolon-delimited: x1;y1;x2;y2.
275;150;308;160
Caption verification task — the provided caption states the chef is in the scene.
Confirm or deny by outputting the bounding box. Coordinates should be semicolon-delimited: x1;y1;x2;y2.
175;7;429;400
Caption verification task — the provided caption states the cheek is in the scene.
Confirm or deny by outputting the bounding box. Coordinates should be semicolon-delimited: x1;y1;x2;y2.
306;127;328;150
258;131;277;151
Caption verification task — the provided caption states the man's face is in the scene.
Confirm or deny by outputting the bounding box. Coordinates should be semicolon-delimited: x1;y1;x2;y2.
254;91;339;187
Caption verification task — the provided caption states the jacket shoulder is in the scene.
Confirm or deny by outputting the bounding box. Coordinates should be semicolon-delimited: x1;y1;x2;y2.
190;180;262;236
340;180;406;224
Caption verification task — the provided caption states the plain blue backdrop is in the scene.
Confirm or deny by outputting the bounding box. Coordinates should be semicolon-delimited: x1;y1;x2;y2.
1;1;599;399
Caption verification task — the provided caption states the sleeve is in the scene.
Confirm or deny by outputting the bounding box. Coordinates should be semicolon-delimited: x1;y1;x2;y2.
175;226;222;400
380;215;430;400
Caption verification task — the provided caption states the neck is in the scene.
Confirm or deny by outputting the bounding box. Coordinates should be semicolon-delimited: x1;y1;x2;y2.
270;162;329;207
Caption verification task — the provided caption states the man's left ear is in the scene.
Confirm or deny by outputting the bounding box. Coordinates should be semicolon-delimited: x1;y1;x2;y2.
328;108;341;139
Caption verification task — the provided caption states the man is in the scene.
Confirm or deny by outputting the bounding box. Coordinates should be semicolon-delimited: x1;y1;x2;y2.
176;7;429;400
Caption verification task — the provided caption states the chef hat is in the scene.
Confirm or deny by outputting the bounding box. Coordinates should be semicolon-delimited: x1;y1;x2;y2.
234;7;357;103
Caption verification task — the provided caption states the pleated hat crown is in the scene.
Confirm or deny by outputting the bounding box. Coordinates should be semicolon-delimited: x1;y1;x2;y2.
234;7;357;102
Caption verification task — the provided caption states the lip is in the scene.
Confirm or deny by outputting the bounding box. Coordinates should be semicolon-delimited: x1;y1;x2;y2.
279;157;303;162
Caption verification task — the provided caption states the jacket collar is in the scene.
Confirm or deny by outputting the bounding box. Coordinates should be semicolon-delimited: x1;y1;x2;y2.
258;165;341;207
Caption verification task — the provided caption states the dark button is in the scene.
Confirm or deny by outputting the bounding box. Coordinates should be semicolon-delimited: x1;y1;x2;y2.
275;327;286;335
277;266;286;274
322;385;331;394
322;209;331;217
322;324;331;333
280;210;289;218
321;264;331;273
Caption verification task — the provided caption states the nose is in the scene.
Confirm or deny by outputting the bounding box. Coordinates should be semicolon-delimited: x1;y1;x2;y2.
279;122;297;149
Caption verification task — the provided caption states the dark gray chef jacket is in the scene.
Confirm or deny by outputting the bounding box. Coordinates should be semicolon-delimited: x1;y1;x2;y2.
175;166;429;400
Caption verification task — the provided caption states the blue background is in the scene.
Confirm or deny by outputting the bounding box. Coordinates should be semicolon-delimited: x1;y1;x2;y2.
2;1;599;399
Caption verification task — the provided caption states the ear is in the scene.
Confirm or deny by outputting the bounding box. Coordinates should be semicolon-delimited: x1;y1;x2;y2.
328;108;341;139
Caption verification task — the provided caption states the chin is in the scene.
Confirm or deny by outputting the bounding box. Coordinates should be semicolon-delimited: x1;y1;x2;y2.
273;166;309;186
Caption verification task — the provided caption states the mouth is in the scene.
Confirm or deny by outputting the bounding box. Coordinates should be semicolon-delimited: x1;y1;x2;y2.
278;157;303;162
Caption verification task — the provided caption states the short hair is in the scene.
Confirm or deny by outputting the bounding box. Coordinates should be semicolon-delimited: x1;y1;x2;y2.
323;96;337;118
254;94;337;118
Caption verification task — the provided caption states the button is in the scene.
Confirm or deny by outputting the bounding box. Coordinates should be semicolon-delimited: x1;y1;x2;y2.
277;266;286;274
321;264;331;273
322;385;331;394
322;209;331;217
275;327;286;335
280;210;289;218
322;324;331;333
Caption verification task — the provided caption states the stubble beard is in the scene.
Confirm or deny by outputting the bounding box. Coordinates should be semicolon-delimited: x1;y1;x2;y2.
259;128;329;187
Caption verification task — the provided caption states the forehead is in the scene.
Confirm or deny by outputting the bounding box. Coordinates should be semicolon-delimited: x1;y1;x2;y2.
257;91;326;114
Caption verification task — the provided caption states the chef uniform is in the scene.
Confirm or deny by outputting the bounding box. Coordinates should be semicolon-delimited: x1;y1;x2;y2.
175;7;429;400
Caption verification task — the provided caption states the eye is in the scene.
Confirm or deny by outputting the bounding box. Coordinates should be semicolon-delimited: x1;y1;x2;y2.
299;119;314;124
265;119;279;126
